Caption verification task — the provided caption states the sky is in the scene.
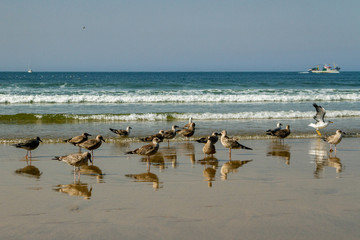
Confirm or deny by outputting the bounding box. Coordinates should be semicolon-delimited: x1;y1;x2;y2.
1;0;360;72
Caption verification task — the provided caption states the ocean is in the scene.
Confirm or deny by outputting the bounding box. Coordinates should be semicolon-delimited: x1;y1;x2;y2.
1;71;360;142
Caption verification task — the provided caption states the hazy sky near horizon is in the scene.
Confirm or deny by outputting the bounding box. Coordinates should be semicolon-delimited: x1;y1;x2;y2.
1;0;360;71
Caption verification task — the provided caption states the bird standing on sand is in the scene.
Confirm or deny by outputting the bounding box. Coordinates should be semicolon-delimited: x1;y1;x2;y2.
126;137;161;161
178;122;195;140
65;133;91;151
109;126;132;137
272;125;291;141
196;132;220;144
53;152;92;176
220;130;252;159
78;135;105;162
323;130;344;154
12;136;42;159
202;137;216;158
163;125;179;146
308;103;333;136
266;122;283;136
139;130;165;142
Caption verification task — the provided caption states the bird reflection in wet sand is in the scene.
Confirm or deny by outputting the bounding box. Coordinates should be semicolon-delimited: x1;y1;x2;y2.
15;163;42;179
314;155;343;179
203;165;216;188
53;181;92;200
125;163;161;190
141;152;165;171
162;147;178;168
79;164;104;182
309;138;342;178
178;142;195;165
221;160;252;180
198;157;218;188
266;141;291;165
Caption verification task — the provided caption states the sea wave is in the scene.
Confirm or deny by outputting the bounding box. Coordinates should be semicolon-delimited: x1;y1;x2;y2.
1;89;360;104
2;110;360;123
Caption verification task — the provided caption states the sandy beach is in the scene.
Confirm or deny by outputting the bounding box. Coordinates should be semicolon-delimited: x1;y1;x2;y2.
1;137;360;240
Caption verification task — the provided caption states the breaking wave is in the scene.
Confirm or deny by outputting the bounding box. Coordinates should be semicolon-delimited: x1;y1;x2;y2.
2;110;360;123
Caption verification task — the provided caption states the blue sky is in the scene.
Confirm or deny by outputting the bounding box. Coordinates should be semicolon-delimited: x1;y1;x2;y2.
1;0;360;71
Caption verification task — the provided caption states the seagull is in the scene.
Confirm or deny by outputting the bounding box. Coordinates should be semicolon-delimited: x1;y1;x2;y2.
196;132;220;144
178;122;195;140
308;103;333;136
272;125;291;141
163;125;179;146
12;137;42;159
64;133;91;150
53;152;92;175
202;136;216;158
266;122;283;136
126;137;161;161
322;130;344;154
183;117;195;129
78;135;105;162
139;130;165;142
220;130;252;159
109;126;132;137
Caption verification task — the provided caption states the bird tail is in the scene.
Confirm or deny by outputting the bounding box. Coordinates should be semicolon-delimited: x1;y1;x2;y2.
125;150;136;154
52;156;61;161
11;143;22;148
266;131;274;136
109;128;117;134
240;144;253;150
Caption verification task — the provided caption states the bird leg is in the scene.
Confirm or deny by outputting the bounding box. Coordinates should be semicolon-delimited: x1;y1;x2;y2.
316;130;322;136
229;149;232;161
91;150;94;165
146;157;150;172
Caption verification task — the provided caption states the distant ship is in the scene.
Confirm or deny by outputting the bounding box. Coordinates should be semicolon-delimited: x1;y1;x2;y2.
27;68;33;73
308;64;340;73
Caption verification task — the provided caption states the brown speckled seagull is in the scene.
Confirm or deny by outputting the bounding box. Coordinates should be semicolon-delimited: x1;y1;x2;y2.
78;135;105;163
202;136;216;158
178;122;195;140
126;137;161;161
323;130;344;154
220;130;252;159
65;133;91;151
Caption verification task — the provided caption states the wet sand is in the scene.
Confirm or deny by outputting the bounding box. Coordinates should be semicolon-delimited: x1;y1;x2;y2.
1;137;360;240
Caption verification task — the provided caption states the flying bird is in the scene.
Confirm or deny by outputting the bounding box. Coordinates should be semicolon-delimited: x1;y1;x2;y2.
308;103;333;136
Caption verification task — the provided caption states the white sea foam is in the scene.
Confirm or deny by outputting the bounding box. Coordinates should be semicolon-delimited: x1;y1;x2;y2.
37;110;360;122
2;90;360;104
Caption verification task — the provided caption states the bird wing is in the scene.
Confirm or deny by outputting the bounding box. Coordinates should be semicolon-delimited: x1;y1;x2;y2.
313;103;326;123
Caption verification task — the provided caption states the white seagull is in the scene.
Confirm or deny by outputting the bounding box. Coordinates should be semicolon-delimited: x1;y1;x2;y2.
308;103;333;136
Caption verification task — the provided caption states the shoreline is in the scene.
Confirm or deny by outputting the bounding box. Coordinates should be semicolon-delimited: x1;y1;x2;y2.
1;138;360;239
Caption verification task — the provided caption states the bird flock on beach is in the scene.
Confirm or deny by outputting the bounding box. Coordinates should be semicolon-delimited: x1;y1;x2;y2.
12;103;344;178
